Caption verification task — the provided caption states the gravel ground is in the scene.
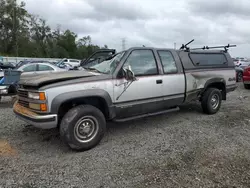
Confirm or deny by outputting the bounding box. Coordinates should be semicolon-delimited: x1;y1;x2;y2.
1;83;250;188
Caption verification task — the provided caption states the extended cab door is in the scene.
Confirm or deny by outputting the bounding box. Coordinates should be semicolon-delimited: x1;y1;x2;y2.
157;50;185;108
113;49;164;118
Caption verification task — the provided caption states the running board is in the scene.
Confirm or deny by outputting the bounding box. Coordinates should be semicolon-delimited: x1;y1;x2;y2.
113;107;180;123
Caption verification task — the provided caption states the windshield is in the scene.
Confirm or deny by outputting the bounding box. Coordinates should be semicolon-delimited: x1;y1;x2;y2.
86;51;125;74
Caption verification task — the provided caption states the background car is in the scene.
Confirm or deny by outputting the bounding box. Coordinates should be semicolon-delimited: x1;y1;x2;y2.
17;62;67;76
0;62;16;69
234;60;250;82
15;60;51;69
57;58;81;68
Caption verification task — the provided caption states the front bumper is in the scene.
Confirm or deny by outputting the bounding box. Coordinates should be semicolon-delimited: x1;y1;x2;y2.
13;102;58;129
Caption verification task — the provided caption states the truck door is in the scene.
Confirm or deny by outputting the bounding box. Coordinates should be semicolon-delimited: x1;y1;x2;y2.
114;49;164;118
157;50;185;108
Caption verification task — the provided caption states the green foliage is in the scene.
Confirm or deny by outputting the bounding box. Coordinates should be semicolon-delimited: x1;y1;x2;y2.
0;0;108;59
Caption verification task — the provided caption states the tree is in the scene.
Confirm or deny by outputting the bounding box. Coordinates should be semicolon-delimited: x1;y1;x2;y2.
0;0;112;59
0;0;29;56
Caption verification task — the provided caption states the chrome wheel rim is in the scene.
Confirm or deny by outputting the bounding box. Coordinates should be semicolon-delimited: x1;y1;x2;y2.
74;116;99;143
211;94;219;109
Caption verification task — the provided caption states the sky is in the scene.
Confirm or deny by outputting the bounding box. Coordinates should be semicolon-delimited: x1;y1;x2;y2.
21;0;250;57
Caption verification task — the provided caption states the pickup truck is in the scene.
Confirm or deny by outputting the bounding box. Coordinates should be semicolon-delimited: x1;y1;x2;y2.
13;46;237;151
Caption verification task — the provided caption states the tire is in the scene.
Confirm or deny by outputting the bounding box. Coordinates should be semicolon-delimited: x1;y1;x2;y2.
201;88;222;115
236;72;243;82
244;84;250;89
60;105;106;151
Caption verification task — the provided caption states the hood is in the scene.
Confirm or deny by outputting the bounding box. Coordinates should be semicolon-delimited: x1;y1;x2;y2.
19;70;99;87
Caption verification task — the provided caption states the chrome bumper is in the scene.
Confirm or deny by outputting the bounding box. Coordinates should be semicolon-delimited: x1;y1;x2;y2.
13;102;58;129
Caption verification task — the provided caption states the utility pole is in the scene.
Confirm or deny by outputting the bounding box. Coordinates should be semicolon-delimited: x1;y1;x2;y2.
122;38;126;51
174;42;176;49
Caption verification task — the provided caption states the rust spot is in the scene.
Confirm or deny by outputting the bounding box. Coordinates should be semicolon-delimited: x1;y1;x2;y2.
14;102;37;117
0;140;17;156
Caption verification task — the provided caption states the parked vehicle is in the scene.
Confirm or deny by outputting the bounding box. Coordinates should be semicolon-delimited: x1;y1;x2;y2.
0;62;16;69
235;59;250;67
57;58;81;68
13;42;237;151
17;62;67;76
0;69;21;102
15;60;50;69
242;66;250;89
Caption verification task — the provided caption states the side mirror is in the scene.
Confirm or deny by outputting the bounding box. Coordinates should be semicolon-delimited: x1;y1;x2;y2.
123;68;136;81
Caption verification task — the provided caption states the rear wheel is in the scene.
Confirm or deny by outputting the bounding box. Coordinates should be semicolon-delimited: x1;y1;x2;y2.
201;88;222;114
244;84;250;89
60;105;106;151
236;72;243;82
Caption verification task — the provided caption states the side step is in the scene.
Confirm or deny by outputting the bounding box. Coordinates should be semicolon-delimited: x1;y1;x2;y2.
113;106;180;123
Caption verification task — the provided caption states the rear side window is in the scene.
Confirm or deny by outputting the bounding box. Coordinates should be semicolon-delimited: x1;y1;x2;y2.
22;64;37;72
157;51;178;73
38;64;54;71
189;53;227;66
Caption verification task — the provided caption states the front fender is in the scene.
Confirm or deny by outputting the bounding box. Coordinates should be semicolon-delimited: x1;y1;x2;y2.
50;89;114;117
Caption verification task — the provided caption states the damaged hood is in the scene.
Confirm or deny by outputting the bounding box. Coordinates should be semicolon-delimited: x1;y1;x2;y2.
19;70;100;87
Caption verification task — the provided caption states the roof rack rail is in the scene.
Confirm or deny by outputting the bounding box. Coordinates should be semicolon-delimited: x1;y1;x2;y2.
179;39;194;51
190;44;237;52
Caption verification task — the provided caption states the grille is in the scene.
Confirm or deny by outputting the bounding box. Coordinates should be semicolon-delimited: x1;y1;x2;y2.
17;89;29;108
18;99;29;108
17;89;28;98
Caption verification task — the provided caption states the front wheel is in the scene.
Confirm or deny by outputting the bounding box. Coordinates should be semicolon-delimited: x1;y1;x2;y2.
201;88;222;115
60;105;106;151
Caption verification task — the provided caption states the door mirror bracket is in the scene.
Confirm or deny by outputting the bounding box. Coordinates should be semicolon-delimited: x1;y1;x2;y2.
123;67;136;81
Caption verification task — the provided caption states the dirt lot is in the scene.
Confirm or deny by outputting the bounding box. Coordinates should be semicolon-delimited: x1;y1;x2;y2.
1;83;250;188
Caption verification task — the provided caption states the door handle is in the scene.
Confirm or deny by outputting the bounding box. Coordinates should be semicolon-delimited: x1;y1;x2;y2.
156;79;162;84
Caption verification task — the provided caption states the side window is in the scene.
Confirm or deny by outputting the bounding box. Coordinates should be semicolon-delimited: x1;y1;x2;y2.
158;51;178;74
123;50;158;76
189;53;227;66
22;64;37;72
38;64;54;71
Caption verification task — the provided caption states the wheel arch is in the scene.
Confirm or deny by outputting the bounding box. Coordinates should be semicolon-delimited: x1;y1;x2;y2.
202;78;226;100
51;89;115;123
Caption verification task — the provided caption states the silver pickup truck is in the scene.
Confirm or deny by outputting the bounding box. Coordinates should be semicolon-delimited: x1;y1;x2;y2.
13;45;237;151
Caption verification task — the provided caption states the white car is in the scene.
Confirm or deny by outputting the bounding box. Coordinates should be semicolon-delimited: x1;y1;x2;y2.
58;58;81;68
17;62;67;76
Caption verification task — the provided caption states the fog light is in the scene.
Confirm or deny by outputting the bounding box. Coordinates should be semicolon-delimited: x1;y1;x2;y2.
29;103;40;110
29;103;48;111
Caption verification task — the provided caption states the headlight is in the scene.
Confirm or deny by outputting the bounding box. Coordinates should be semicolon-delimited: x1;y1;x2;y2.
28;92;46;100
